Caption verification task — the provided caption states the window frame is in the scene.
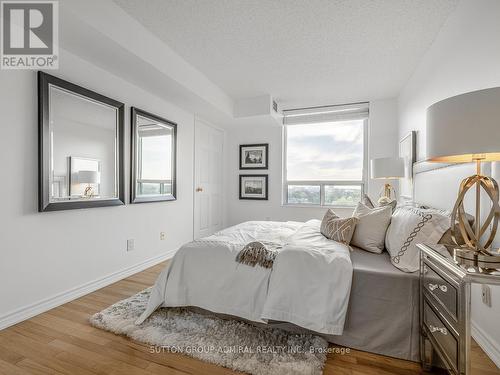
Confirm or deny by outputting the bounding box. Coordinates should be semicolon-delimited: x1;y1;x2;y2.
282;118;368;208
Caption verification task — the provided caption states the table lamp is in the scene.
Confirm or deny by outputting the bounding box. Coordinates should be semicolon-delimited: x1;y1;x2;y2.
371;157;405;204
426;87;500;267
78;170;100;197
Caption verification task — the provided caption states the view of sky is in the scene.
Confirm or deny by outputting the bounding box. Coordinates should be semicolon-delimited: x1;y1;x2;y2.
140;135;172;180
286;120;364;181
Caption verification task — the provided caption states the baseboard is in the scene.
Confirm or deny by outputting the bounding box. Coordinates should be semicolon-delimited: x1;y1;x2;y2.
472;320;500;368
0;249;176;331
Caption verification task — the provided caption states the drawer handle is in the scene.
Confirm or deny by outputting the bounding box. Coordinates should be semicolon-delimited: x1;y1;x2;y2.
428;283;448;293
429;325;448;335
428;283;438;291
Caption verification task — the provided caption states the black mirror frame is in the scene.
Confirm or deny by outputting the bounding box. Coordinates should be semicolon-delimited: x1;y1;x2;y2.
38;71;125;212
130;107;177;204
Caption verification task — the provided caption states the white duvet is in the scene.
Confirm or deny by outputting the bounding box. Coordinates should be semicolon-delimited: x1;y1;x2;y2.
136;220;353;335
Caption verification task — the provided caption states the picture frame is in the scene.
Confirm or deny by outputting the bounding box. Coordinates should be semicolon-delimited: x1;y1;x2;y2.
239;174;268;200
399;131;417;200
239;144;268;169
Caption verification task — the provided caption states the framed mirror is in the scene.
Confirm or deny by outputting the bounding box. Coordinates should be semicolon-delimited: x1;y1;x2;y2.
131;107;177;203
38;72;125;211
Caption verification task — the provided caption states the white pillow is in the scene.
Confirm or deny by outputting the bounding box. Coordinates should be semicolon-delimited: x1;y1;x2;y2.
385;206;450;272
351;202;392;254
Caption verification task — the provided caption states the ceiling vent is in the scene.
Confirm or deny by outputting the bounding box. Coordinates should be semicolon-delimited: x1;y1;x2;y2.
234;94;283;126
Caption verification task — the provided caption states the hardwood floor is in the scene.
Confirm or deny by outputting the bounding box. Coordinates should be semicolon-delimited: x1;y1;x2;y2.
0;261;498;375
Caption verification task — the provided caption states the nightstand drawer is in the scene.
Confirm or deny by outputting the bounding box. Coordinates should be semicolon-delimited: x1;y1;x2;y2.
424;301;458;371
423;262;458;319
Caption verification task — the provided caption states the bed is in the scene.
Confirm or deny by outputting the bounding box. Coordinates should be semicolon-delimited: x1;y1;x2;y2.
325;247;419;360
262;247;420;361
137;220;420;361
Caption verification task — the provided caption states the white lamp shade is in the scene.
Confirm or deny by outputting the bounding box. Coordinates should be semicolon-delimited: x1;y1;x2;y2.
426;87;500;163
371;157;405;179
78;170;100;184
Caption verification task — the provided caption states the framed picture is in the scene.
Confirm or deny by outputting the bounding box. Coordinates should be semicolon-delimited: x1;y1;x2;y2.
239;144;268;169
399;131;416;200
239;174;268;200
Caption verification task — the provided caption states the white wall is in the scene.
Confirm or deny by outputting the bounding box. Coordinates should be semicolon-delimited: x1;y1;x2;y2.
398;0;500;161
226;99;399;225
0;48;195;327
397;0;500;365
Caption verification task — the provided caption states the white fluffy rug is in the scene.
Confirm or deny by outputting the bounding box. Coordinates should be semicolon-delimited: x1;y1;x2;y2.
89;288;328;375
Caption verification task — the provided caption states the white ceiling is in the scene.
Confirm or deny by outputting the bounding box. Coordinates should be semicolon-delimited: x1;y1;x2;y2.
113;0;458;109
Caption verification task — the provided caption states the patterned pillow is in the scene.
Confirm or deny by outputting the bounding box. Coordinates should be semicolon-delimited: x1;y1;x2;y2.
416;207;474;247
385;206;449;272
351;202;392;254
320;209;359;246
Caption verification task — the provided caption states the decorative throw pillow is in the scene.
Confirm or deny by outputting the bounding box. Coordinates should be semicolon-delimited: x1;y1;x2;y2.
362;194;375;209
381;199;397;212
385;206;450;272
320;209;359;246
351;202;392;254
362;194;397;212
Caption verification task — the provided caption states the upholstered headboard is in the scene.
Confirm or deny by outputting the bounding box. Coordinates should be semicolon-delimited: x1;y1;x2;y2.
412;161;498;247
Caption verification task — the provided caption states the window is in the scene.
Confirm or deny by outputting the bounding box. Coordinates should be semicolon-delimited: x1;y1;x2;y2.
283;103;368;207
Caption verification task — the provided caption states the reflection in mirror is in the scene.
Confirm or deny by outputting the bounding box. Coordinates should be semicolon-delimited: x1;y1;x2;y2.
39;72;124;211
69;157;101;198
49;85;117;202
131;108;177;203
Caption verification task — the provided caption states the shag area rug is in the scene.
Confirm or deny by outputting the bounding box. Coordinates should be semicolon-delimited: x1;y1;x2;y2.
89;288;328;375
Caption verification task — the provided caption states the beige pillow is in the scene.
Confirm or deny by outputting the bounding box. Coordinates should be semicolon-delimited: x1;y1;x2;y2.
362;194;397;212
320;209;358;246
362;194;375;209
351;202;392;253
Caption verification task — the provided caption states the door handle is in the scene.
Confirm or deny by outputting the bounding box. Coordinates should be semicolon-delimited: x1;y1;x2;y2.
196;187;203;192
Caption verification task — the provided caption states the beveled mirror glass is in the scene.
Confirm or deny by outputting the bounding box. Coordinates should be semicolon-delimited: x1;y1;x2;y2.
131;108;177;203
38;72;125;211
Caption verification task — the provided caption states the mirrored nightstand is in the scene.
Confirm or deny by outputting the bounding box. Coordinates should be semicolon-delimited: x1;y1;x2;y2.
418;243;500;375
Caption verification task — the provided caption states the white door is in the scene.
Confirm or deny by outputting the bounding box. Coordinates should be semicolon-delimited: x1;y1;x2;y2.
194;119;224;239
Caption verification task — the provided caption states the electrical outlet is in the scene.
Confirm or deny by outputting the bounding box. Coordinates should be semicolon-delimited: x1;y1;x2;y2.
160;232;166;240
481;285;491;307
127;239;135;252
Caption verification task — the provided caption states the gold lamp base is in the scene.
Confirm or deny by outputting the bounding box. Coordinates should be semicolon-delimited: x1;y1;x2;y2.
451;160;500;266
378;183;396;205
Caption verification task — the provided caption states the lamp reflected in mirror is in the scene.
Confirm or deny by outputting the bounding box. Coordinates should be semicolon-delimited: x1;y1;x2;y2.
78;170;100;198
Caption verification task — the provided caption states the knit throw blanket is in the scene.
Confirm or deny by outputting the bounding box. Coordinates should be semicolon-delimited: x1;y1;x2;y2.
235;241;283;269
